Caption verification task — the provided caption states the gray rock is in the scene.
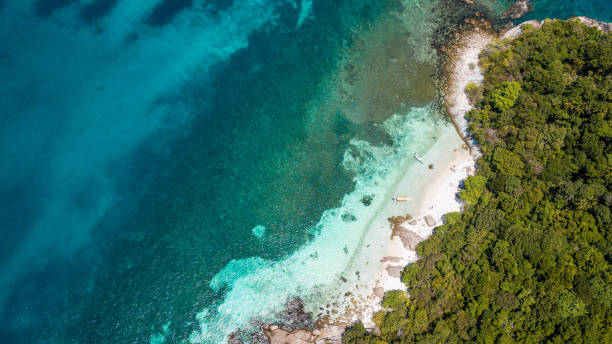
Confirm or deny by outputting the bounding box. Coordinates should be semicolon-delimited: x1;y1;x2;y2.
392;227;424;250
424;215;437;227
380;256;401;263
386;265;403;278
501;0;531;20
575;16;612;33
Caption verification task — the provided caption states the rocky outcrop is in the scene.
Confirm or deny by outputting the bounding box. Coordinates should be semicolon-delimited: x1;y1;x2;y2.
502;17;612;40
500;19;542;39
260;299;346;343
388;216;426;250
500;0;531;20
423;215;437;227
574;16;612;33
387;214;412;226
441;26;493;158
277;298;316;331
379;256;401;263
386;266;404;278
263;323;346;344
392;227;425;250
263;326;313;344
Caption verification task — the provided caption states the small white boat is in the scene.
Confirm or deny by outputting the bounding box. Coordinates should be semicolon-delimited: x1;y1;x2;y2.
414;153;424;164
392;196;410;202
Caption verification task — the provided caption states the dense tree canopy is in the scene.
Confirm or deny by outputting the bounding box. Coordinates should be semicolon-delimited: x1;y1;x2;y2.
343;19;611;344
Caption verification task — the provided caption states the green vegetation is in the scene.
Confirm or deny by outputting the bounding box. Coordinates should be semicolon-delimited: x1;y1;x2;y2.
343;19;611;344
490;81;521;112
465;81;483;104
465;81;479;93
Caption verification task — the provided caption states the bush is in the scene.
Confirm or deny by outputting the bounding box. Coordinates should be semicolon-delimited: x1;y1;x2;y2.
465;81;482;104
490;81;521;112
381;290;410;313
460;175;487;204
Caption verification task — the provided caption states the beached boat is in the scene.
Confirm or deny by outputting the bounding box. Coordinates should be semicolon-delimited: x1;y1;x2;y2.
392;196;410;201
414;153;424;164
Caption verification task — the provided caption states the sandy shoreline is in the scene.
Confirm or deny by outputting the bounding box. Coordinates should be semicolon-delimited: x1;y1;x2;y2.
443;27;494;158
363;140;475;319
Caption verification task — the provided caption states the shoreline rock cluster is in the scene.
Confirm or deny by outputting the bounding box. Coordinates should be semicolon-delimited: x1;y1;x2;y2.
259;299;345;344
500;0;532;20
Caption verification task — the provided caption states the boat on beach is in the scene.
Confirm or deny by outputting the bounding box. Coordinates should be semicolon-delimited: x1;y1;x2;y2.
414;153;424;164
392;196;410;202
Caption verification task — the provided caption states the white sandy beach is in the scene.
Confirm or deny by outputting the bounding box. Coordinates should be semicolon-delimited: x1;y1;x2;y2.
340;27;498;334
445;28;494;154
356;133;476;330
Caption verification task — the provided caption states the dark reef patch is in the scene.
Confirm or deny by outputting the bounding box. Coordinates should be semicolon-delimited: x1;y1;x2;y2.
145;0;194;27
79;0;118;23
206;0;234;15
35;0;76;17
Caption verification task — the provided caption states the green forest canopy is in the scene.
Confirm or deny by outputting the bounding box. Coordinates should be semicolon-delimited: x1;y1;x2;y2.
343;19;611;344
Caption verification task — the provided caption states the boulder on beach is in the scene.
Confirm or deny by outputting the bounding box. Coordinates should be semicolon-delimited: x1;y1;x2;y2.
387;214;413;225
424;215;437;227
386;265;403;278
380;256;401;263
391;227;425;250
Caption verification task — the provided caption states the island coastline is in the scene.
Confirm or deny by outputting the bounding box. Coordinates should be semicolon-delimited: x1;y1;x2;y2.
340;14;611;343
262;14;612;344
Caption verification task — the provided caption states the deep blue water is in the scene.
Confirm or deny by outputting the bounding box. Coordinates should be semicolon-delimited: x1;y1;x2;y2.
0;1;609;343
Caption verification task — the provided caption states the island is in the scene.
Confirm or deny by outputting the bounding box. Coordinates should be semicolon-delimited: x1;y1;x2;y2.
342;18;611;344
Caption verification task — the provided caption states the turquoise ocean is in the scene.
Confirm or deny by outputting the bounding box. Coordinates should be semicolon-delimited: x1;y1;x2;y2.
0;0;610;343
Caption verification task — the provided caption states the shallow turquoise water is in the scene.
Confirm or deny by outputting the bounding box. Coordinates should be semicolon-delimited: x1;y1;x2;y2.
0;0;608;343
